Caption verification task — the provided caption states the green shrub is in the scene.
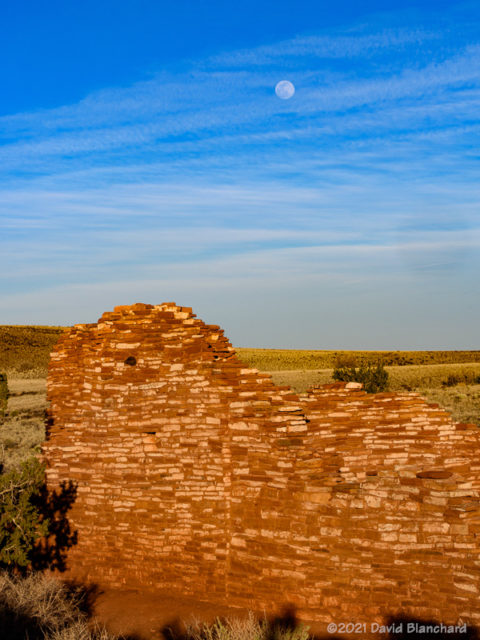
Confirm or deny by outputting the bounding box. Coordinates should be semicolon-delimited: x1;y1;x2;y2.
0;372;8;419
0;457;49;569
332;362;389;393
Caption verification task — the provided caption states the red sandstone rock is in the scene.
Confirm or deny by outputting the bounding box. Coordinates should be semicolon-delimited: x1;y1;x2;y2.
43;302;480;634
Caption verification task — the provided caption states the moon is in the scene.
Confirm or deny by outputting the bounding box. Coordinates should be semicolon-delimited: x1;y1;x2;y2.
275;80;295;100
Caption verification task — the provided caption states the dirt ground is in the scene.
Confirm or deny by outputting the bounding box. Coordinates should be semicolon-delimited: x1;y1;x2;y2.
90;587;326;640
92;589;253;639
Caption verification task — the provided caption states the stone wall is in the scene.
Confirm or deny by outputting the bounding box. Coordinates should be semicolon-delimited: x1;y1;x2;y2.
43;303;480;632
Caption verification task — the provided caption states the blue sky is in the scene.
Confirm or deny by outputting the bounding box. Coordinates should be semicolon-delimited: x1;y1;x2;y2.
1;1;479;349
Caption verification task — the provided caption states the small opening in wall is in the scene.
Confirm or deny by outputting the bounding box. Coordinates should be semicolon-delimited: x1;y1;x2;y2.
124;356;137;366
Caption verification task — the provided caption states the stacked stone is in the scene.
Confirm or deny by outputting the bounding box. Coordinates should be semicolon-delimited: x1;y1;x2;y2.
44;303;304;596
225;382;480;627
44;303;480;635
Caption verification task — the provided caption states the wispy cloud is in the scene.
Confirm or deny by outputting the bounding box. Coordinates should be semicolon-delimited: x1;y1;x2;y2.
207;27;440;67
1;40;479;177
1;7;479;346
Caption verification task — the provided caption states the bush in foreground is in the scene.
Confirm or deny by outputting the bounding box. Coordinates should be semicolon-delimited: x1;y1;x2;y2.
332;362;389;393
0;571;121;639
183;611;311;640
0;458;49;569
0;456;78;573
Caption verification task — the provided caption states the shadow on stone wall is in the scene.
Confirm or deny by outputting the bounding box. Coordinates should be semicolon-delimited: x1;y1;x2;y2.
31;479;78;572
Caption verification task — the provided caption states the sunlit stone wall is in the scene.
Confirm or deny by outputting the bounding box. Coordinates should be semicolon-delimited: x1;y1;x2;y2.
43;303;480;634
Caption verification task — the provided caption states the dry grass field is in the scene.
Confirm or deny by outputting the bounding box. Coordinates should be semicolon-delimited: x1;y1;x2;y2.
1;326;479;472
236;347;480;369
0;325;65;377
0;378;46;472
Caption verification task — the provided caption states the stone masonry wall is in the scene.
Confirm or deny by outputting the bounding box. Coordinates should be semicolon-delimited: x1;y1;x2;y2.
43;303;480;633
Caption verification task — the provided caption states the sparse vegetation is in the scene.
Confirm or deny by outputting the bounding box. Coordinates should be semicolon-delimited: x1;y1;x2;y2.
386;363;480;391
416;384;480;426
443;374;462;387
442;372;480;387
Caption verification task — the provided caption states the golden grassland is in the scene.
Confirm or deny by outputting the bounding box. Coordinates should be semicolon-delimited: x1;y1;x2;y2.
0;379;46;471
1;325;479;375
236;347;480;370
265;362;480;393
1;326;479;471
0;326;65;376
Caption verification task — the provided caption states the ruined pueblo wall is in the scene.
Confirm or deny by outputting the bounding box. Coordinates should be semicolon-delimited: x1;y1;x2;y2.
44;303;480;632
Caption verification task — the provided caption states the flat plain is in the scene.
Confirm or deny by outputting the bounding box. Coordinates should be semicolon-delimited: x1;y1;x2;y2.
1;326;479;471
